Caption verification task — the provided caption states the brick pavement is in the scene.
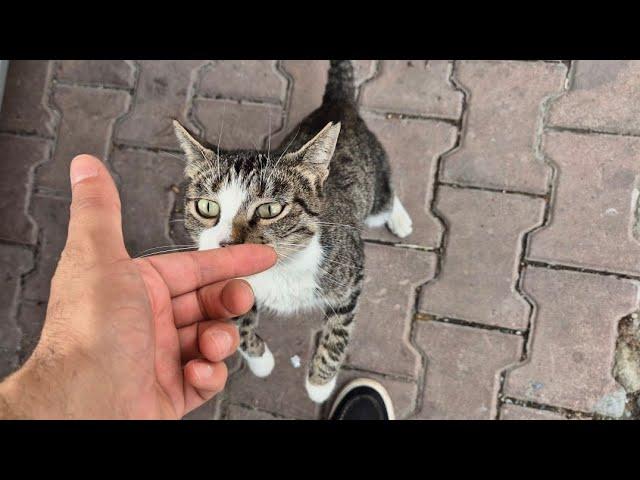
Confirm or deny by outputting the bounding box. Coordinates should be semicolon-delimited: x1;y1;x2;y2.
1;60;639;419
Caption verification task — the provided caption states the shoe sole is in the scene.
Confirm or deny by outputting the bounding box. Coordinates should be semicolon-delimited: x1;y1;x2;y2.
328;378;396;420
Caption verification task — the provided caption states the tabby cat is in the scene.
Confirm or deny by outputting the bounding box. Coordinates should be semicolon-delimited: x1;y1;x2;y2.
173;60;412;403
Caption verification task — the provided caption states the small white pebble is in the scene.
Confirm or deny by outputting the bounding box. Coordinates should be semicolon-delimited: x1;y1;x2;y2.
290;355;301;368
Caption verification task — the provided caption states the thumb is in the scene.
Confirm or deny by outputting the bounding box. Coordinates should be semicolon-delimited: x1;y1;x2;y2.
64;155;128;264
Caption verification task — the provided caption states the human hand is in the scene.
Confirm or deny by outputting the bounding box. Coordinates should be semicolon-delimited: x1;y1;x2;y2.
0;155;276;419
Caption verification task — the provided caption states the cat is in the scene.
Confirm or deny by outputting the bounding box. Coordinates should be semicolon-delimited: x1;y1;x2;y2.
173;60;412;403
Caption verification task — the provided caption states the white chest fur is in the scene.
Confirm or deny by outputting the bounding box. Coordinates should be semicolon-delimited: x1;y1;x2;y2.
243;234;324;315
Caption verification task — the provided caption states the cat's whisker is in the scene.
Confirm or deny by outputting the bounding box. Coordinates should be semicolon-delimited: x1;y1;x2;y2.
266;126;300;186
136;245;198;259
216;104;227;179
135;243;197;256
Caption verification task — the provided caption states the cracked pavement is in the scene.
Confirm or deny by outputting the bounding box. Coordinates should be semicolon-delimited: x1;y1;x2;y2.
1;60;639;419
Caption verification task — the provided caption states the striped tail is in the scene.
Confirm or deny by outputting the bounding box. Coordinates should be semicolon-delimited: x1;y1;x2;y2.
323;60;356;104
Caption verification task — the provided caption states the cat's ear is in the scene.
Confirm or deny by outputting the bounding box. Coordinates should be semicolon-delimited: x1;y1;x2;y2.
296;122;341;167
173;120;214;178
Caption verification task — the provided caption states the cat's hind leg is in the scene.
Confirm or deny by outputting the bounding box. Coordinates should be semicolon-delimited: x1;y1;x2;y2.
237;305;274;378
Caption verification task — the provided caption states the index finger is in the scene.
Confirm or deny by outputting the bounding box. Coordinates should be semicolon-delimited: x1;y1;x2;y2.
138;244;276;297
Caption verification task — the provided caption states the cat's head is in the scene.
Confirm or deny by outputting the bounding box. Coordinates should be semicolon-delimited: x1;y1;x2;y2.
173;120;340;257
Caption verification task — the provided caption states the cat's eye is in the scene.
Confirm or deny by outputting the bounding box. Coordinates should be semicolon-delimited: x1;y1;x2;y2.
256;202;283;219
195;199;220;218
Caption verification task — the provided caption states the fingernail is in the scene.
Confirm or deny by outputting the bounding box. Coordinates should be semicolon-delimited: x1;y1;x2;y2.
209;330;233;355
70;155;99;186
193;362;213;381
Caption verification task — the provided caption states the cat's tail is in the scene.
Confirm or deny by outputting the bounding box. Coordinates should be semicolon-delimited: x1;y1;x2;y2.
323;60;356;104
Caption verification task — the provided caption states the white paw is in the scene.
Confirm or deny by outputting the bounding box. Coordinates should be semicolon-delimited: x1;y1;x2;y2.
387;196;413;238
305;375;337;403
240;345;274;378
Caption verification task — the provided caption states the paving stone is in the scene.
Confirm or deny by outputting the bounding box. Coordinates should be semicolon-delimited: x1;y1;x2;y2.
0;60;56;136
0;133;50;245
55;60;135;88
441;61;566;195
352;60;377;91
504;266;638;417
412;321;522;419
16;301;46;365
22;195;69;303
272;60;328;148
224;309;324;419
225;405;286;420
183;397;223;420
548;61;640;134
198;61;285;104
37;85;130;196
361;112;456;248
0;245;33;379
348;243;436;379
115;61;206;149
360;60;463;120
111;149;185;257
329;370;419;420
500;404;567;420
528;131;640;275
192;98;283;150
419;186;545;329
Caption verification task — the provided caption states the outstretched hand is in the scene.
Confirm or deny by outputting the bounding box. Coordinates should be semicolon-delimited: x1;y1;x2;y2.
0;155;276;419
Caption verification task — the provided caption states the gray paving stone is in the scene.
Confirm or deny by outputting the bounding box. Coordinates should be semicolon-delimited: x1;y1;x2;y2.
419;186;545;329
528;130;640;276
360;60;463;120
37;84;130;196
0;133;50;245
225;405;286;420
111;148;185;257
504;266;638;417
500;403;567;420
115;61;206;149
16;301;46;365
0;60;56;137
441;60;566;194
55;60;135;88
548;60;640;134
0;245;33;379
413;320;522;419
360;112;456;248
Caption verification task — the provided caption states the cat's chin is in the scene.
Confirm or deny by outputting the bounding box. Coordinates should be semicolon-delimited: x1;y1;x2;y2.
305;376;337;403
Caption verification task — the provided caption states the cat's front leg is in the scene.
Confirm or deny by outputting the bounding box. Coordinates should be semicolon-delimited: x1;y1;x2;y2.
306;293;359;403
236;305;274;377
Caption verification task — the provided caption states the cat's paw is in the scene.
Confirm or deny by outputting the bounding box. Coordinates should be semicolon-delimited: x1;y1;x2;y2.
240;345;275;378
305;376;337;403
387;196;413;238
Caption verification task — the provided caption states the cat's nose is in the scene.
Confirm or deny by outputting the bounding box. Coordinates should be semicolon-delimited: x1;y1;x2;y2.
219;239;242;248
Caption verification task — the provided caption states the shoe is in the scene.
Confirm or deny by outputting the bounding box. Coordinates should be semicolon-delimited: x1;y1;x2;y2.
328;378;395;420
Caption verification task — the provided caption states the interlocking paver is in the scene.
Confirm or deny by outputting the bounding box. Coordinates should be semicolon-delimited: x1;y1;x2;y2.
55;60;135;88
271;60;328;147
347;243;436;379
22;196;69;303
360;60;463;120
115;61;206;149
0;133;50;245
224;309;324;419
504;267;638;417
548;60;640;134
192;99;283;150
500;404;567;420
361;113;456;247
441;60;566;194
111;149;184;257
413;321;522;419
419;186;545;329
528;131;640;275
37;85;130;196
0;246;33;379
0;60;55;137
198;60;285;104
